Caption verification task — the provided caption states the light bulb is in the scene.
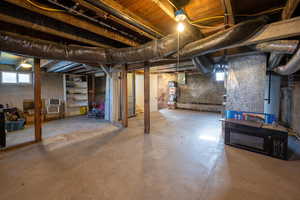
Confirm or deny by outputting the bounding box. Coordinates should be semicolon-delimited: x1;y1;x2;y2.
177;22;185;33
20;63;32;69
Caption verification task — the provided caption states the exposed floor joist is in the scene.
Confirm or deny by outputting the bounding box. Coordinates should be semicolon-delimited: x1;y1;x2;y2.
3;0;139;47
98;0;164;37
73;0;157;40
0;13;111;48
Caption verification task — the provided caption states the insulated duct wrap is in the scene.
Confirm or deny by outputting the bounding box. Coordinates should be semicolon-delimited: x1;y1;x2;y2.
0;17;268;65
255;40;299;54
192;56;213;74
0;26;200;64
180;17;269;57
273;47;300;75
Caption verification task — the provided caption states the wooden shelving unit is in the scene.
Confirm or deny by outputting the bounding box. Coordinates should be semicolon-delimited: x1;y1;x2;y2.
63;74;88;117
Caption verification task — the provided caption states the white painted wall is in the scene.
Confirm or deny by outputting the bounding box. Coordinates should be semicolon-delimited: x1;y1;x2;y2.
135;74;158;113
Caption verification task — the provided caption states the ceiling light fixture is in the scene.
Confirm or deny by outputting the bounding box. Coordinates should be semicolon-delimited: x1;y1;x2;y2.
177;22;185;32
20;63;32;69
175;9;186;22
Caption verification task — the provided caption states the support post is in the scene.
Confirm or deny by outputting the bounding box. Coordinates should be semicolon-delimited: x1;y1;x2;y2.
144;61;150;134
122;64;128;127
34;58;42;142
92;74;96;103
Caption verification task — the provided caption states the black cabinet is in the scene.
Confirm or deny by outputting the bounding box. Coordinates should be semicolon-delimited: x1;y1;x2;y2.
224;120;288;160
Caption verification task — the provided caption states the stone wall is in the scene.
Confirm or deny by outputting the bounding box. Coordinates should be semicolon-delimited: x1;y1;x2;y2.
157;73;225;112
157;73;177;109
226;54;267;113
177;73;225;105
292;83;300;133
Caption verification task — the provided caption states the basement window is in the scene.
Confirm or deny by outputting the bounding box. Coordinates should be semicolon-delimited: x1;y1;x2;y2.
2;72;17;83
216;72;225;81
18;73;31;84
1;72;31;84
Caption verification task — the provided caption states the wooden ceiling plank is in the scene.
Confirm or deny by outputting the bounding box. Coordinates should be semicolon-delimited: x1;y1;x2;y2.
99;0;165;36
3;0;138;47
151;0;175;20
0;13;112;48
73;0;157;40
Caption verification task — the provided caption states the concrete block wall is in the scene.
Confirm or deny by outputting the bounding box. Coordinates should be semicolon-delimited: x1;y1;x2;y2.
226;54;267;113
0;72;64;110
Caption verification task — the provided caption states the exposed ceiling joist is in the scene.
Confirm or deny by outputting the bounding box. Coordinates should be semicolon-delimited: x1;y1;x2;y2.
47;61;74;72
3;0;139;47
151;0;175;19
282;0;300;19
54;63;82;73
73;0;157;40
0;13;111;48
97;0;164;37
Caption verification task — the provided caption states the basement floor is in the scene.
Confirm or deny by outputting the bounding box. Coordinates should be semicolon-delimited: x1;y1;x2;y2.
5;116;118;148
0;109;300;200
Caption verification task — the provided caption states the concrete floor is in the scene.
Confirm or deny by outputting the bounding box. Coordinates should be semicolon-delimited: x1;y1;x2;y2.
5;116;118;148
0;109;300;200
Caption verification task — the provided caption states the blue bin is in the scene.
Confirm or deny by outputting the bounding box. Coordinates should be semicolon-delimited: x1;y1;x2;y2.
225;110;276;124
5;119;25;132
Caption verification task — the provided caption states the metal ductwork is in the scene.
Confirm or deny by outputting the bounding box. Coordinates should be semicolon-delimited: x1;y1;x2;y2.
0;25;200;65
180;16;269;57
192;56;213;74
254;40;299;54
0;17;270;66
273;47;300;75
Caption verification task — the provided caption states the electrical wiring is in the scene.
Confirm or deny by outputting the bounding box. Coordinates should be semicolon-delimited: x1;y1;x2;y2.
236;7;284;17
190;15;225;24
186;7;284;27
191;23;226;29
25;0;64;12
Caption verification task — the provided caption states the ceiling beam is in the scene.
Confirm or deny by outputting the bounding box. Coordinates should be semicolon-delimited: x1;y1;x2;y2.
96;0;164;37
282;0;300;20
3;0;139;47
73;0;157;40
151;0;175;19
0;13;111;48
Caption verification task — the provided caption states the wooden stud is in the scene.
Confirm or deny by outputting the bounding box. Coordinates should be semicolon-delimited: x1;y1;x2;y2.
34;58;42;142
144;61;150;134
92;75;96;104
122;64;128;127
